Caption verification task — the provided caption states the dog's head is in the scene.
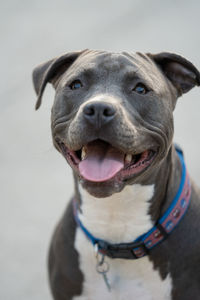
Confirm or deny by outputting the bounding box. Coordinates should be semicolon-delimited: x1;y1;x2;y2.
33;50;200;197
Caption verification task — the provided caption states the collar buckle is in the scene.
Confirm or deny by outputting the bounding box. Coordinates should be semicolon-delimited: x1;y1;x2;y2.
97;240;148;259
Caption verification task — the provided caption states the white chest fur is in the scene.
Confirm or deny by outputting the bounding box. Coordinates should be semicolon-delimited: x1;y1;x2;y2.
73;184;172;300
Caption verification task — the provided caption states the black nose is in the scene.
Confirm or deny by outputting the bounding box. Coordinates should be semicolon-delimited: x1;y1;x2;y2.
83;102;116;129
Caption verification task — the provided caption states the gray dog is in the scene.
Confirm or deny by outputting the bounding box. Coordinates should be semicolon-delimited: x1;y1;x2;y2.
33;50;200;300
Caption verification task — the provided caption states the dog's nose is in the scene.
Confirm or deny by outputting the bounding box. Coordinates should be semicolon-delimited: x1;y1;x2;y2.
83;102;116;129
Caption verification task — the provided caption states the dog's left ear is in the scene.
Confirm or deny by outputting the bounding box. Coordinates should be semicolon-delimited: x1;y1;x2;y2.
32;50;86;110
148;52;200;96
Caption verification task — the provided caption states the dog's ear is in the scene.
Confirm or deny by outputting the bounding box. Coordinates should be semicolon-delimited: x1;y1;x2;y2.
32;50;86;110
148;52;200;96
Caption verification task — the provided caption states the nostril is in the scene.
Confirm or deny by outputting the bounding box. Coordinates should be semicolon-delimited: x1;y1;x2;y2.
83;105;95;116
103;107;115;117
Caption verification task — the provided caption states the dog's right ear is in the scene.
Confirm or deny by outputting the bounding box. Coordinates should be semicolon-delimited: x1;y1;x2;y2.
32;50;86;110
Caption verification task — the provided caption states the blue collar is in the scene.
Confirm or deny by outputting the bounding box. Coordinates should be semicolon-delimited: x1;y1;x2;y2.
73;147;191;259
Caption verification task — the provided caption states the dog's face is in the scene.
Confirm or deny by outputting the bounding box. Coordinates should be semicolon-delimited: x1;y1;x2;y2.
33;50;200;197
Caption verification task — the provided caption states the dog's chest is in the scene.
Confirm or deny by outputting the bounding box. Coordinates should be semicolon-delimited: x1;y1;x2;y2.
73;184;172;300
73;229;172;300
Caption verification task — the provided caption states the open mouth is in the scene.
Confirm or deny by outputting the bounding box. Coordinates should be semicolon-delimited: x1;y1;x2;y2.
56;139;157;183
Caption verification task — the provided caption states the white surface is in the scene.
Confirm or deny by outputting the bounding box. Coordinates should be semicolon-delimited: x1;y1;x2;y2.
1;0;200;299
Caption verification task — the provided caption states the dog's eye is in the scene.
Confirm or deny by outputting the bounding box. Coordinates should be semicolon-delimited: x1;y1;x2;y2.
69;80;83;90
133;83;148;95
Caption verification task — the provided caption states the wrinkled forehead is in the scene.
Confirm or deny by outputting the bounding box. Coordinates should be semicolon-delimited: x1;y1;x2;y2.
80;51;140;72
65;50;161;84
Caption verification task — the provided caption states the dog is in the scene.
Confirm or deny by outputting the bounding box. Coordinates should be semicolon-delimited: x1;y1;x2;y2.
33;50;200;300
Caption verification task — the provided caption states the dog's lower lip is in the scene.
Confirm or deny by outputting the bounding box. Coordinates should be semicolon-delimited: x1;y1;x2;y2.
55;138;157;182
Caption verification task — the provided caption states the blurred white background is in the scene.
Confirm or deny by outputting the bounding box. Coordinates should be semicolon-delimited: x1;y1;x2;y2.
1;0;200;299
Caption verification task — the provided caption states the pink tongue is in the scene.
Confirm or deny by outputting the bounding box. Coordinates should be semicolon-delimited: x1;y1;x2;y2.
79;141;124;182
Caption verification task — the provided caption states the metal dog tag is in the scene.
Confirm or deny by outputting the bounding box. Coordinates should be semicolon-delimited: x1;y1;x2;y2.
94;244;112;292
96;259;111;292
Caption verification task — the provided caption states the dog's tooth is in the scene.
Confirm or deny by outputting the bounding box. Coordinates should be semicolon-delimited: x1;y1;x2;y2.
125;154;132;163
81;147;86;160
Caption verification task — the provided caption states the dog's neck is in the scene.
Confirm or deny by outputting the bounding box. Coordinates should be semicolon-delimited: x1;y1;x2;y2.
75;146;182;244
78;182;155;243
